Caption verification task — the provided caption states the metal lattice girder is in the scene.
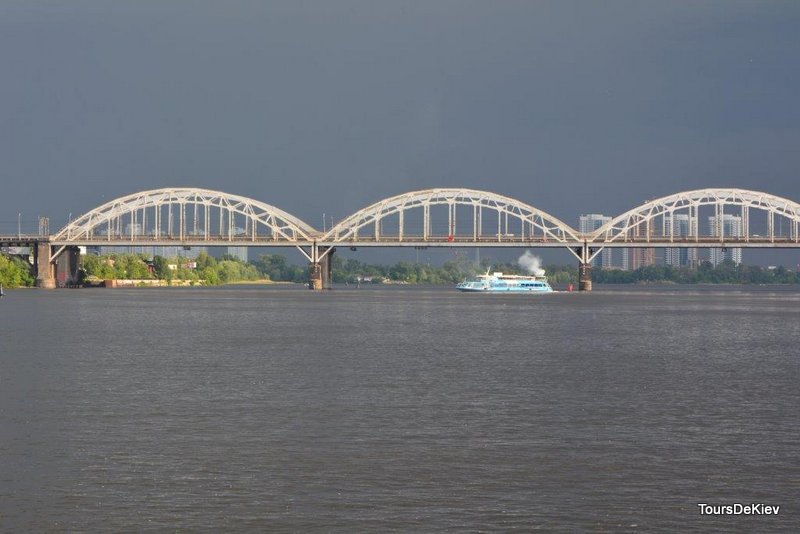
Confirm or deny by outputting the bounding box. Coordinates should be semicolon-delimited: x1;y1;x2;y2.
322;188;581;243
591;188;800;243
52;188;317;242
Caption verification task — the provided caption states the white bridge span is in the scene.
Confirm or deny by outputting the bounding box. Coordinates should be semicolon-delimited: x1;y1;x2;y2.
3;186;798;290
50;187;800;247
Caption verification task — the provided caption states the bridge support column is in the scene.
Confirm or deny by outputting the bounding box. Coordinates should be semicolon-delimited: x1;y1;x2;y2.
574;244;593;292
308;245;335;290
323;247;334;289
579;262;592;292
55;246;81;286
34;241;56;289
308;262;323;290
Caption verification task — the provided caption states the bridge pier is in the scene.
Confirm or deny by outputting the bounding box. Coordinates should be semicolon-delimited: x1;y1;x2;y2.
308;246;334;290
34;241;56;289
309;262;322;290
56;246;81;286
578;262;592;292
574;244;594;292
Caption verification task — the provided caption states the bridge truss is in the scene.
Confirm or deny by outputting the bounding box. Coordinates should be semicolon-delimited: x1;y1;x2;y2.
591;188;800;246
4;186;791;286
35;187;800;253
51;188;317;248
323;188;581;246
3;185;799;290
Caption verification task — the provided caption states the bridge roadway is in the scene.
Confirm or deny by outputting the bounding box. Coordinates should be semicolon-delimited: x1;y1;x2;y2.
2;234;796;248
2;186;799;290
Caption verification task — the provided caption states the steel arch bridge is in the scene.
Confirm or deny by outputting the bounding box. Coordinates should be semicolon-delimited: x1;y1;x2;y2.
44;186;800;250
3;185;799;290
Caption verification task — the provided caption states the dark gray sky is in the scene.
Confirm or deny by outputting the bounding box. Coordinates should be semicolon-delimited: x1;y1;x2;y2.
2;1;799;256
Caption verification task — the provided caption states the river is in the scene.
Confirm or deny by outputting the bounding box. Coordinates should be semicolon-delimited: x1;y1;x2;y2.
1;285;798;531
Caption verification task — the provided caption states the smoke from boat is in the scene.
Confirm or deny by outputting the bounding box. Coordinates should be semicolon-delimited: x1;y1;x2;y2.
517;251;545;276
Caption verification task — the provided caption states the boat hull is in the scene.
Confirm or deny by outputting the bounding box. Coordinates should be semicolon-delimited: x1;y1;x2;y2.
456;286;553;293
456;272;554;293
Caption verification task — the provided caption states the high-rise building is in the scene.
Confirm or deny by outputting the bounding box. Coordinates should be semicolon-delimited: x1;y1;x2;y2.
629;248;656;270
625;220;656;271
708;214;743;265
89;223;208;258
664;214;698;268
578;214;612;268
124;223;143;236
225;246;248;262
95;245;206;258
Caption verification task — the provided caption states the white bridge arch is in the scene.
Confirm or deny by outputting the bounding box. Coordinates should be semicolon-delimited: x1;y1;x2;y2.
42;186;800;253
52;188;317;244
323;188;581;244
14;185;800;291
590;188;800;244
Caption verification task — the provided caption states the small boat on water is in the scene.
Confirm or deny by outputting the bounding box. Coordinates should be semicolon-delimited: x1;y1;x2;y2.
456;271;553;293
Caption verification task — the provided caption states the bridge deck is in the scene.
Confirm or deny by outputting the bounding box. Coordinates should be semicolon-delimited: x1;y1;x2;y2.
3;234;798;249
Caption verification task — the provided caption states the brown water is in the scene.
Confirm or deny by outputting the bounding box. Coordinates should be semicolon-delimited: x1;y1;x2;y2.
1;285;798;531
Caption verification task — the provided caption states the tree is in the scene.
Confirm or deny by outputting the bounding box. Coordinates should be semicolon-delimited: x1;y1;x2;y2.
0;254;35;287
195;251;217;270
254;254;291;281
152;255;172;279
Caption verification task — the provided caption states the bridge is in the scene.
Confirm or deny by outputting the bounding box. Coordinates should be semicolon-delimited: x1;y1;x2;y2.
1;187;798;290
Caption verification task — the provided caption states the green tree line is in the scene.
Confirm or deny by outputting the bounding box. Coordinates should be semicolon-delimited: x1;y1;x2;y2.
79;252;800;286
0;254;36;288
592;260;800;285
254;254;799;286
7;251;799;289
81;251;261;285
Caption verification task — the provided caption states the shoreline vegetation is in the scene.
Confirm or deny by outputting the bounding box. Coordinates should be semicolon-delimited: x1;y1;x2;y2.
0;254;35;288
1;251;799;288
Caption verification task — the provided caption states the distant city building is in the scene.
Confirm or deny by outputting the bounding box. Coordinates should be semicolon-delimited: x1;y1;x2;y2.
1;246;31;257
88;224;208;257
93;245;207;258
224;228;249;262
628;248;656;270
124;223;143;236
620;246;656;271
664;214;698;268
226;246;248;262
623;219;656;271
578;214;612;268
153;246;183;258
708;214;743;266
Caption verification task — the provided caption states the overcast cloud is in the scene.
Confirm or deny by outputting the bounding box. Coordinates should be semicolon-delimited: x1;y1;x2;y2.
1;1;798;249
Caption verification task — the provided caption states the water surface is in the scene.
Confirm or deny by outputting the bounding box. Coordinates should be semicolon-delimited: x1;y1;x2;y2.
1;285;798;531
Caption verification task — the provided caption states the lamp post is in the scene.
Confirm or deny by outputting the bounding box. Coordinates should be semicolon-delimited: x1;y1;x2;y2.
18;213;21;238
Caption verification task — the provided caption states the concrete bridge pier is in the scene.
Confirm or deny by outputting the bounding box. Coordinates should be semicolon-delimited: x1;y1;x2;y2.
578;262;592;292
308;246;335;290
56;246;82;286
308;262;322;290
34;241;56;289
574;244;595;292
323;247;334;288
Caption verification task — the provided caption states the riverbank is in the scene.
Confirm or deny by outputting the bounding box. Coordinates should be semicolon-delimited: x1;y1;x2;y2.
222;279;293;285
100;279;201;288
81;278;295;288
